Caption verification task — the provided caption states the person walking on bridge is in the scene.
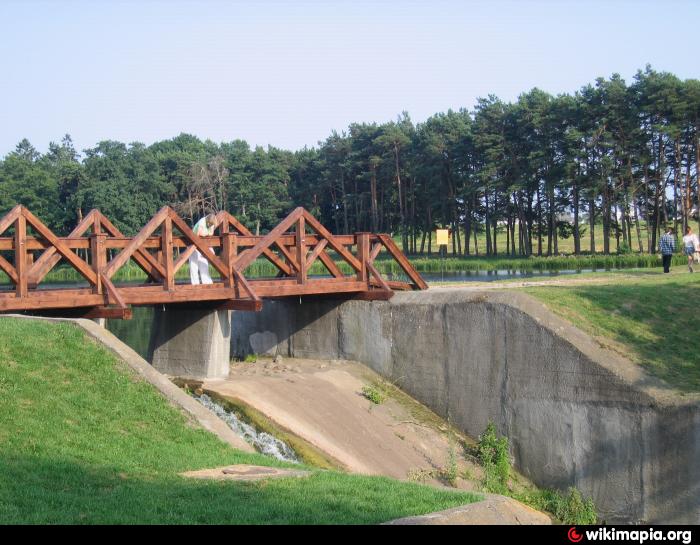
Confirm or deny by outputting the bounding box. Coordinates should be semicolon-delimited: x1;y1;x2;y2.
189;213;217;285
659;226;677;274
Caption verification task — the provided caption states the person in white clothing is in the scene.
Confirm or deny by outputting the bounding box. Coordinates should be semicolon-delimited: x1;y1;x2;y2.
189;213;217;284
682;226;700;273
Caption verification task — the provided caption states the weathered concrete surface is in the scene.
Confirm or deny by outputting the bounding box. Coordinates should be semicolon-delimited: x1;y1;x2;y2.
231;290;700;524
384;494;552;525
203;357;484;488
0;314;254;453
180;464;310;481
150;307;231;379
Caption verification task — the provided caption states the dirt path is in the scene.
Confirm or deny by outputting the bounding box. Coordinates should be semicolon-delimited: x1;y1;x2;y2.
428;270;670;291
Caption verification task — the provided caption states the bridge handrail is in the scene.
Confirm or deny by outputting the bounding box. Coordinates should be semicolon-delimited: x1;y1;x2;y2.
0;205;427;318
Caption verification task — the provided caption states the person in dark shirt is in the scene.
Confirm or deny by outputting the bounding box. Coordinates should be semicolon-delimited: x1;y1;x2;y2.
659;227;676;274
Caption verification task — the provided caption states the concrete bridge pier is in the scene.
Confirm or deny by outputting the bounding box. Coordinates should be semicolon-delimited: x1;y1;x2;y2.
149;306;232;379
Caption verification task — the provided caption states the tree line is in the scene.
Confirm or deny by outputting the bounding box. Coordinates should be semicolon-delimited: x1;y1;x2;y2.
1;65;698;256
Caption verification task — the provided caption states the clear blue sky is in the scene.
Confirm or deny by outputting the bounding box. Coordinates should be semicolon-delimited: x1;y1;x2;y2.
1;0;698;157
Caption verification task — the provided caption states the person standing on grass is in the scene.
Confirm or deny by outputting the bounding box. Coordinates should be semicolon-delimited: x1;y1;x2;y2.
682;226;700;273
659;226;676;274
189;213;217;285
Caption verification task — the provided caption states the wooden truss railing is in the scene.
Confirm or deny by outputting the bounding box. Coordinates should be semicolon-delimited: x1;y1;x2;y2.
0;205;427;319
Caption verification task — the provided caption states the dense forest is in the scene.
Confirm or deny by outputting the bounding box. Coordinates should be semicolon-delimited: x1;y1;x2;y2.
1;66;698;257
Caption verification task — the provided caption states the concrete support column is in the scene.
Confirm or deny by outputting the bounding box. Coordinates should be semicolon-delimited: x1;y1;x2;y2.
150;307;231;379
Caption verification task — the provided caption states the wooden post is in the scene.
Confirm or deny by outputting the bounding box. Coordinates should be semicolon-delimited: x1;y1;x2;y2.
296;216;306;285
356;232;370;283
162;216;174;291
90;233;106;294
15;213;27;298
222;232;236;290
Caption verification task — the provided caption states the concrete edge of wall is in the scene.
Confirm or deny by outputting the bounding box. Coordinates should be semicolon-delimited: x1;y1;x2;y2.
383;493;553;525
0;314;255;453
402;288;700;409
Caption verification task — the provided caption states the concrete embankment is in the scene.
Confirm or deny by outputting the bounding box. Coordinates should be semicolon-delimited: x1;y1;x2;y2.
230;288;700;524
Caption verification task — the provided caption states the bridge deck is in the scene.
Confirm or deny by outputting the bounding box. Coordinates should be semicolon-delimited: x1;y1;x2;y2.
0;205;427;319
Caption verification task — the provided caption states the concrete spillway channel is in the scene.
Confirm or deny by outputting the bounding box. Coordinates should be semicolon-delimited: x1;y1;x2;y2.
228;289;700;524
106;286;700;524
98;311;549;524
175;357;490;488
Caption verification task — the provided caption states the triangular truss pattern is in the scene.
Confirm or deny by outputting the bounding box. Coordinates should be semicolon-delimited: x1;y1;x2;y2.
0;205;427;319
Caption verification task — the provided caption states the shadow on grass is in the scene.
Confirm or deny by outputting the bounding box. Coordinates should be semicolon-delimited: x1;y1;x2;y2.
0;454;479;524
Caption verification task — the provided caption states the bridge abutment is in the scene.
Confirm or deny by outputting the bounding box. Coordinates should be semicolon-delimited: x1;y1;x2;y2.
150;307;231;379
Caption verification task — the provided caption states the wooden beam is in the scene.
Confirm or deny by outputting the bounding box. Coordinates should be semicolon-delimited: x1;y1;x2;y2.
370;279;413;291
296;215;306;285
214;299;263;312
351;290;394;301
234;207;303;272
0;205;21;237
122;287;238;305
90;233;106;294
98;212;166;281
173;245;196;275
14;213;27;298
81;307;133;320
302;210;362;272
216;211;293;276
356;232;370;282
101;274;127;310
369;242;383;263
366;261;392;294
104;207;169;279
317;250;345;278
162;216;174;291
378;234;428;290
268;242;299;272
28;209;98;286
250;279;368;297
221;232;236;289
0;254;18;285
232;268;260;302
305;239;328;270
21;208;97;286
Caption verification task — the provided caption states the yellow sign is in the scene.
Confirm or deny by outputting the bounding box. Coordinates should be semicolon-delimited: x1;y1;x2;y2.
436;229;449;246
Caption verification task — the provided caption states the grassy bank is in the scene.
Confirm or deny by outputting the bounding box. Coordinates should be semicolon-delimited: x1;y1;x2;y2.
522;271;700;393
0;318;478;524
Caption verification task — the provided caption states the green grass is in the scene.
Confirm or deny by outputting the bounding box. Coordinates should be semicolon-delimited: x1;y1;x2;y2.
523;271;700;393
0;318;479;524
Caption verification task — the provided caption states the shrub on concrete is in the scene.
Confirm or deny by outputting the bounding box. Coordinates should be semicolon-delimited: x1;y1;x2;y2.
477;422;598;524
477;422;510;494
361;385;386;404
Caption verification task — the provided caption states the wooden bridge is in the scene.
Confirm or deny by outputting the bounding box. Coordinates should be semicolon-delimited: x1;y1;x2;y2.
0;205;427;319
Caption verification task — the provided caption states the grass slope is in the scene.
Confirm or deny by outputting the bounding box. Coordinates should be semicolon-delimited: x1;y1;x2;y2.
523;271;700;393
0;318;478;524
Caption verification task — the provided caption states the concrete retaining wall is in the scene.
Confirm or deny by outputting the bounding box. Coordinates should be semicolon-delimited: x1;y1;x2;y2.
230;289;700;524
